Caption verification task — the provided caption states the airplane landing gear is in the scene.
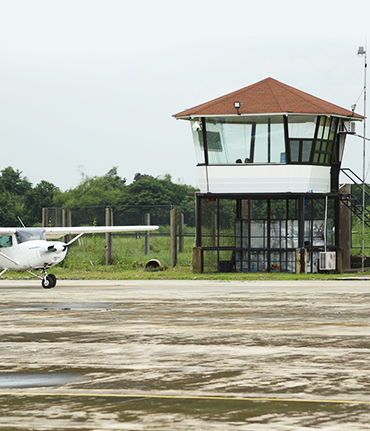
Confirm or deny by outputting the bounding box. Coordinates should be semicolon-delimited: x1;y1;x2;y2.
42;273;57;289
27;270;57;289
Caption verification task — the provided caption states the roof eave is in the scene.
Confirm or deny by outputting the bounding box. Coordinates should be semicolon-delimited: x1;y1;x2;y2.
174;112;364;121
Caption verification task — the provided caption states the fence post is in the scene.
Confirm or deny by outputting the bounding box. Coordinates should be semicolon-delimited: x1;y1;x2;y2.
170;208;178;267
42;208;48;227
179;213;184;253
62;208;72;243
302;248;308;274
145;212;150;255
105;206;113;265
295;249;301;273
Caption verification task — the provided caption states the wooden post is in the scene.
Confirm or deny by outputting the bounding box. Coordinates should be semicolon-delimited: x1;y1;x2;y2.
42;208;48;227
62;208;72;243
179;213;184;253
170;209;178;267
105;206;113;265
145;213;150;255
295;249;301;274
302;248;308;274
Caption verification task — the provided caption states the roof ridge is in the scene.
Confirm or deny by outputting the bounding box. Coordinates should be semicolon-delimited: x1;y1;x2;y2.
265;78;284;112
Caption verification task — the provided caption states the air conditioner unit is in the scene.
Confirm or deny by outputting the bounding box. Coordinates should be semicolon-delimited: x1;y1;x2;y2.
319;252;336;271
341;121;356;134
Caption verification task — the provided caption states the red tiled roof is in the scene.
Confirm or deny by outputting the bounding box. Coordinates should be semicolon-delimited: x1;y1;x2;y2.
173;77;363;119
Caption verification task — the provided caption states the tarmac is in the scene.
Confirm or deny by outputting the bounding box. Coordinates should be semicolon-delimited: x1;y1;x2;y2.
1;278;370;430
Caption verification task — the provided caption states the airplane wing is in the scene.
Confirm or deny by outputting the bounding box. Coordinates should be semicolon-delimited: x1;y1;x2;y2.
43;225;159;239
0;228;17;235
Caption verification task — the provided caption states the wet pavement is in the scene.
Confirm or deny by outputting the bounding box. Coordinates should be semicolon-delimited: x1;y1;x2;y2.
0;279;370;429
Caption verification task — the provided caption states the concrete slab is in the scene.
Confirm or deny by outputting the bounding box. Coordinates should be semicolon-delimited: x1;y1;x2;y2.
0;279;370;429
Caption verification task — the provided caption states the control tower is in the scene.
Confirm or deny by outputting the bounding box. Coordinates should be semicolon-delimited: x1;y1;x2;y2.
174;78;363;273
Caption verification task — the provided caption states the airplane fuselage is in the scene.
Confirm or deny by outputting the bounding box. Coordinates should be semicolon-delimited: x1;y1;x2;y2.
0;228;68;271
0;239;67;271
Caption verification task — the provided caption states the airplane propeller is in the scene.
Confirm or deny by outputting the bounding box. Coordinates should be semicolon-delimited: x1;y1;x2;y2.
47;233;85;253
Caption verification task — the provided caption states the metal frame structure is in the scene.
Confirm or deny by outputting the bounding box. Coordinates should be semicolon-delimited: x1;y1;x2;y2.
196;192;340;273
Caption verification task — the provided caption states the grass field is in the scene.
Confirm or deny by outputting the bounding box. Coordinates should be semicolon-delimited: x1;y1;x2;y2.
2;233;369;281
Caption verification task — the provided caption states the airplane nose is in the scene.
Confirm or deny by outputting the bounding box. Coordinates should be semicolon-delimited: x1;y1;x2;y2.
47;243;66;254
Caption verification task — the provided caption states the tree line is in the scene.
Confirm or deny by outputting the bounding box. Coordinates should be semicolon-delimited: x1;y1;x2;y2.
0;166;198;227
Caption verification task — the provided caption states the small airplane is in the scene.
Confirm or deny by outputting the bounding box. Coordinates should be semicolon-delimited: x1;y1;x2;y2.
0;225;159;288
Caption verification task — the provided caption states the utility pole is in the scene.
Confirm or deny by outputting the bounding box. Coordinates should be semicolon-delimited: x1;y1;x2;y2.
358;45;367;272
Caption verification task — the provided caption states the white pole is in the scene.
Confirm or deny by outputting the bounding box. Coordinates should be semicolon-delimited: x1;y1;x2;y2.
358;45;367;272
362;47;367;272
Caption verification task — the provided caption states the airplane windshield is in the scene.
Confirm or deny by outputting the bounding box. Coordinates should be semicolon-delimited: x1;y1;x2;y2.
16;229;45;243
0;235;13;248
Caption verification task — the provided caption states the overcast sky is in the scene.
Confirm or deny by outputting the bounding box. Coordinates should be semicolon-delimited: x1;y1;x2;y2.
0;0;369;191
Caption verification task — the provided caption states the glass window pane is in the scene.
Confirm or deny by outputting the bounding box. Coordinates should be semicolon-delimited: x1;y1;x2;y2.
214;123;253;164
288;116;316;138
270;122;286;163
329;118;338;140
250;251;267;271
323;117;330;140
286;251;296;272
204;123;225;164
302;140;312;162
290;140;300;162
242;219;248;248
250;221;266;248
235;220;241;247
317;117;326;139
254;123;268;162
287;220;299;248
191;120;205;164
270;220;281;248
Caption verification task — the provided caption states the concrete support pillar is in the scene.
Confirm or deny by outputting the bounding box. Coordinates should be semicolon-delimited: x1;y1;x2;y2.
295;248;307;273
179;213;184;253
170;209;177;267
339;184;352;271
192;247;202;273
145;213;150;255
105;207;113;265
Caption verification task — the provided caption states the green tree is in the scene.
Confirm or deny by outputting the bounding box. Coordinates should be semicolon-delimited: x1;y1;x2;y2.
0;181;18;226
54;167;127;208
119;173;197;225
0;166;32;195
23;180;60;226
0;167;33;226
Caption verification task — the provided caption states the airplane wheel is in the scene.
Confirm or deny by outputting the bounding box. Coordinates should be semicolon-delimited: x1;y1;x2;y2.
49;274;57;287
42;274;56;289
